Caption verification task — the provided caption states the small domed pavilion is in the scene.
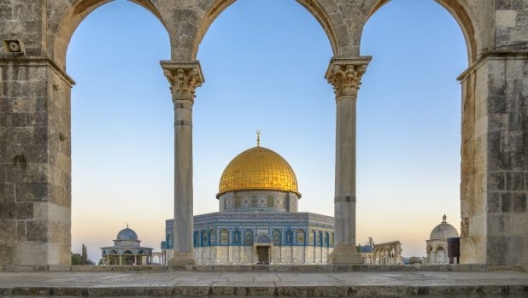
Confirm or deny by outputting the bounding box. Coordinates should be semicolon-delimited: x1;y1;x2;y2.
101;225;153;265
426;215;459;264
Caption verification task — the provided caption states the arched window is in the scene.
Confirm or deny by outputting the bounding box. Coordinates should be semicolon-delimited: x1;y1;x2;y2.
318;231;323;247
296;229;305;245
202;231;208;247
220;229;229;245
273;230;281;246
233;229;241;245
167;233;173;248
209;229;215;246
286;229;293;244
311;230;316;246
194;231;200;247
245;230;253;246
325;232;330;247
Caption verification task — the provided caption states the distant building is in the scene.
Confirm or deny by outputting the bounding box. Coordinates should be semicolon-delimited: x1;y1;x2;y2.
426;215;459;264
162;135;334;264
359;237;403;265
101;226;153;265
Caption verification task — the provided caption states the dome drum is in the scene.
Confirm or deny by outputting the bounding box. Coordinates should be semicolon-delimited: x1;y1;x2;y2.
218;190;299;213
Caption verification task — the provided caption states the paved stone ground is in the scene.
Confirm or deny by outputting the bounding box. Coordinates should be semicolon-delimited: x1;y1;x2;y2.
0;269;528;297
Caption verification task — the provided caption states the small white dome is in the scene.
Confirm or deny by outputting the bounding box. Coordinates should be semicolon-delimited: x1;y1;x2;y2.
430;215;459;240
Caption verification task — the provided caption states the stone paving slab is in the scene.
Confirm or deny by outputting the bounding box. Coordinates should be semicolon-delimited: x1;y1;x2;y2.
0;271;527;296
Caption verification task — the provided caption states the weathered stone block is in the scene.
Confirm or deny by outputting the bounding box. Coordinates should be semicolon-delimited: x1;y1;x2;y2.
506;172;525;190
26;221;48;242
16;203;33;219
487;236;507;265
501;193;513;213
16;220;26;242
0;221;16;243
0;201;16;219
513;193;527;212
489;172;505;190
0;243;15;266
487;192;501;213
496;0;524;10
15;182;48;202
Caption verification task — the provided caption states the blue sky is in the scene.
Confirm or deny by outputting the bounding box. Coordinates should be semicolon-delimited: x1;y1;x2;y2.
68;0;467;263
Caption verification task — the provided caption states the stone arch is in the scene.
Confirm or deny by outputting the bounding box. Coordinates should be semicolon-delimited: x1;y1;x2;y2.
50;0;168;70
363;0;479;63
192;0;341;60
256;234;271;244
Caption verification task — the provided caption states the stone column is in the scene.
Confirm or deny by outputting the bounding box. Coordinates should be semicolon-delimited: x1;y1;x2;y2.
325;57;371;264
161;61;204;266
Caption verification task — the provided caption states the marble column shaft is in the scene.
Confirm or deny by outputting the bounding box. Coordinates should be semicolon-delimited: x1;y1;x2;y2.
161;61;204;265
325;57;371;263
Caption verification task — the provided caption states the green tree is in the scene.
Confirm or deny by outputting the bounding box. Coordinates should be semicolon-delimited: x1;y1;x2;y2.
71;244;96;265
71;253;82;265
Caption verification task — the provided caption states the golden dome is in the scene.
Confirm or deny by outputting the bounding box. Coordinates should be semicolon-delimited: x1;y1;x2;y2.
218;146;300;197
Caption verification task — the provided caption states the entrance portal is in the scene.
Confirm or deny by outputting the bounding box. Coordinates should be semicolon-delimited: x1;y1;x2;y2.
257;246;270;264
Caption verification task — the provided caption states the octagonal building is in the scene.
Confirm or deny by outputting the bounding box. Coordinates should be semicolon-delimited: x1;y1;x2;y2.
162;137;334;264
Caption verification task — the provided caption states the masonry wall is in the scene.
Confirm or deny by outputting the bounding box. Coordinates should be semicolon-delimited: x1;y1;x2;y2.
194;246;333;264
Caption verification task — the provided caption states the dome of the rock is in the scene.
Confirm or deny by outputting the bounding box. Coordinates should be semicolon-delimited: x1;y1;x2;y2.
218;146;300;197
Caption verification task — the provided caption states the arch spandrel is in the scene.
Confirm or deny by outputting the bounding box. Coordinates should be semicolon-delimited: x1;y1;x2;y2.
49;0;170;69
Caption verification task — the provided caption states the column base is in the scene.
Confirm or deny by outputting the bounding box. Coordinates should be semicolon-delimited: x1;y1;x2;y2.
168;251;195;266
328;245;364;264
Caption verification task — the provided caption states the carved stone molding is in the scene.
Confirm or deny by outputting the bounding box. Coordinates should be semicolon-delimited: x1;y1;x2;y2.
325;57;371;99
161;61;205;103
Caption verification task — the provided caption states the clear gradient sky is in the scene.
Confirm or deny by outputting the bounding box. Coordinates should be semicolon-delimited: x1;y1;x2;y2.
68;0;467;263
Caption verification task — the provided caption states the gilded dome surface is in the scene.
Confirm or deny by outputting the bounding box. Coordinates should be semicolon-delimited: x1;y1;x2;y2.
430;215;459;240
218;146;300;197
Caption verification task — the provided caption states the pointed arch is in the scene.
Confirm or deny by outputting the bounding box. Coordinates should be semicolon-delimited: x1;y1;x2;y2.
192;0;339;59
363;0;479;63
50;0;168;70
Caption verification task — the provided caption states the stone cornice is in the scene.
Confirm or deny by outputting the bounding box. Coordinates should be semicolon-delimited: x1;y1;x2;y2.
160;61;204;103
457;50;528;82
0;58;76;87
325;57;371;99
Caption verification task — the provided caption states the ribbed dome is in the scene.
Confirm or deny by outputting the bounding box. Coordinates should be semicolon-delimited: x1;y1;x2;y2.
218;146;300;197
116;227;138;241
430;215;459;240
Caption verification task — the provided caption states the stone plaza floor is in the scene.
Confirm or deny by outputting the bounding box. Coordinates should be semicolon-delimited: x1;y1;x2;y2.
1;265;528;297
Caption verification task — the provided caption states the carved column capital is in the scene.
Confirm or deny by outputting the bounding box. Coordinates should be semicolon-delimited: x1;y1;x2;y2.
161;61;204;103
325;57;371;99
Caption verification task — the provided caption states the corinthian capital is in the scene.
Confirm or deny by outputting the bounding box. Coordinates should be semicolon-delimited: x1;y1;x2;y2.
325;57;371;99
161;61;205;103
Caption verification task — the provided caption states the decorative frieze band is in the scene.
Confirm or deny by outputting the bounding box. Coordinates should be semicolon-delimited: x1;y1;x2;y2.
161;61;204;103
325;57;371;99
